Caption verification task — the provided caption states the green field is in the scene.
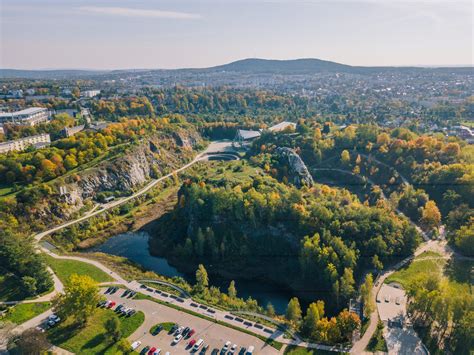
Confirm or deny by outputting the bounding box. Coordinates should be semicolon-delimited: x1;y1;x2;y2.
45;255;114;284
385;251;446;287
48;308;144;354
1;302;52;325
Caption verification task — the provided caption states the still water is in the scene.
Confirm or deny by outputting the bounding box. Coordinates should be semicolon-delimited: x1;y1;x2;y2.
90;231;296;314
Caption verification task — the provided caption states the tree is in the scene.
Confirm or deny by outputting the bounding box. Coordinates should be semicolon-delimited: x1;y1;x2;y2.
10;328;49;355
302;301;324;337
339;268;355;301
228;280;237;299
53;274;100;325
336;309;361;341
194;264;209;293
420;200;441;231
21;276;37;295
266;302;276;317
340;150;351;165
116;338;131;354
360;274;375;318
372;255;383;273
286;297;302;323
105;316;122;342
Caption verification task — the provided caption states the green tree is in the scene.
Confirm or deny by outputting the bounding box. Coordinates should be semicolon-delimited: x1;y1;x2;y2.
360;274;375;318
340;268;355;301
372;255;383;273
266;302;276;317
286;297;302;323
302;301;324;337
228;280;237;299
105;316;122;342
194;264;209;293
116;338;131;354
53;274;100;325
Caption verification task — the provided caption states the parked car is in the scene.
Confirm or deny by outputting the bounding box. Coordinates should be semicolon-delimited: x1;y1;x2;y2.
193;339;204;351
127;309;136;317
115;304;124;312
182;327;190;336
175;326;184;335
152;325;163;335
97;300;106;307
122;289;130;297
238;347;246;355
105;287;112;293
229;344;237;354
188;339;196;348
148;347;157;355
131;341;141;350
172;335;183;344
128;291;136;298
200;344;209;354
170;324;179;333
152;349;161;355
141;346;150;354
222;341;231;352
246;345;254;354
186;329;195;338
107;301;116;308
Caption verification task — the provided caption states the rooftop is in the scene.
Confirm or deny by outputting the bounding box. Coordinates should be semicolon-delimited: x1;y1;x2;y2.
0;107;47;117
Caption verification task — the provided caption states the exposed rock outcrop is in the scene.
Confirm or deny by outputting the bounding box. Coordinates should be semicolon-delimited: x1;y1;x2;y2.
275;147;314;187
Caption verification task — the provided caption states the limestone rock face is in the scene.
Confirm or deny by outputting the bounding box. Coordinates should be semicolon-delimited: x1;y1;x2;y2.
276;147;314;187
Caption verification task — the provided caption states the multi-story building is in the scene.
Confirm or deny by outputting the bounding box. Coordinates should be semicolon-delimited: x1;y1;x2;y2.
0;134;51;154
82;90;101;98
0;107;49;126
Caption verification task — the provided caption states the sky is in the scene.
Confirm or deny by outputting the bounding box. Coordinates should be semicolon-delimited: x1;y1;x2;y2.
0;0;472;69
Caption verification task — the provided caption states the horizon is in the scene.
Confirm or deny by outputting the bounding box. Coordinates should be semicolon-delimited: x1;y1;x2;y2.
2;57;474;71
1;0;472;70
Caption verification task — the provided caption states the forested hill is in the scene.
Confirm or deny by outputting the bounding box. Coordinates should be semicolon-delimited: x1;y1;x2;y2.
208;58;353;74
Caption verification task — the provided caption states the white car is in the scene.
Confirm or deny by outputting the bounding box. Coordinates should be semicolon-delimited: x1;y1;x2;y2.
175;326;184;335
48;314;61;323
230;344;238;354
172;334;183;344
131;341;141;350
153;349;162;355
223;341;231;351
165;352;170;355
246;345;254;354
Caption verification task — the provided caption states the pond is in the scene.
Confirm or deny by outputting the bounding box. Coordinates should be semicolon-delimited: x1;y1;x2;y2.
90;231;298;314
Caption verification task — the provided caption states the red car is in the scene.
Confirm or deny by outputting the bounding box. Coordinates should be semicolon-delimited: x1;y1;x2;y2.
148;347;156;355
188;339;196;347
186;329;195;338
107;301;116;308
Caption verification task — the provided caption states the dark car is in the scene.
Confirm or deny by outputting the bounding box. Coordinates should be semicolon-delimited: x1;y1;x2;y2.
170;324;179;334
211;349;219;355
105;287;112;294
152;325;163;335
182;327;191;337
140;346;150;355
122;289;130;297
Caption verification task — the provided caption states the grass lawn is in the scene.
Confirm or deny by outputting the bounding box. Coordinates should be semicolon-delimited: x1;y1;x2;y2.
366;321;388;352
385;251;446;287
284;345;347;354
48;308;144;354
45;255;114;284
149;322;174;334
1;302;52;325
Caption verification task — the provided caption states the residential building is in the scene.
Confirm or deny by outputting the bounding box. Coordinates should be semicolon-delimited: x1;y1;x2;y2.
62;125;85;137
0;133;51;154
82;90;101;98
0;107;49;126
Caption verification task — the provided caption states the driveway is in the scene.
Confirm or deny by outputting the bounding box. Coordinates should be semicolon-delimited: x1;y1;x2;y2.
102;290;280;354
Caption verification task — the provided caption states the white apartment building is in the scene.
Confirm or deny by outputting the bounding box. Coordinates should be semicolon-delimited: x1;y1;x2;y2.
0;134;51;154
82;90;101;98
0;107;49;126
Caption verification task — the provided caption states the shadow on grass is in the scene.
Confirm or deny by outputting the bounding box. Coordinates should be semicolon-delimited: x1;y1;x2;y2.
82;333;106;349
47;323;82;345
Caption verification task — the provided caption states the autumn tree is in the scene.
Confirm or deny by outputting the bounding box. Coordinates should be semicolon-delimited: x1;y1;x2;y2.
228;280;237;299
53;274;100;325
420;200;441;232
194;264;209;293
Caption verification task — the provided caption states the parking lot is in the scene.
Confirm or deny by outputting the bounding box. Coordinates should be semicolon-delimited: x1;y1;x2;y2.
376;283;427;355
102;289;280;354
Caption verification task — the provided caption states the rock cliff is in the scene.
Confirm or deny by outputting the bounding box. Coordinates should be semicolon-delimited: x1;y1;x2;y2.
275;147;314;187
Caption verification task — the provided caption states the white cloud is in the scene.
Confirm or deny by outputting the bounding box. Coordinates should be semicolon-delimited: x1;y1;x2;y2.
77;6;201;20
